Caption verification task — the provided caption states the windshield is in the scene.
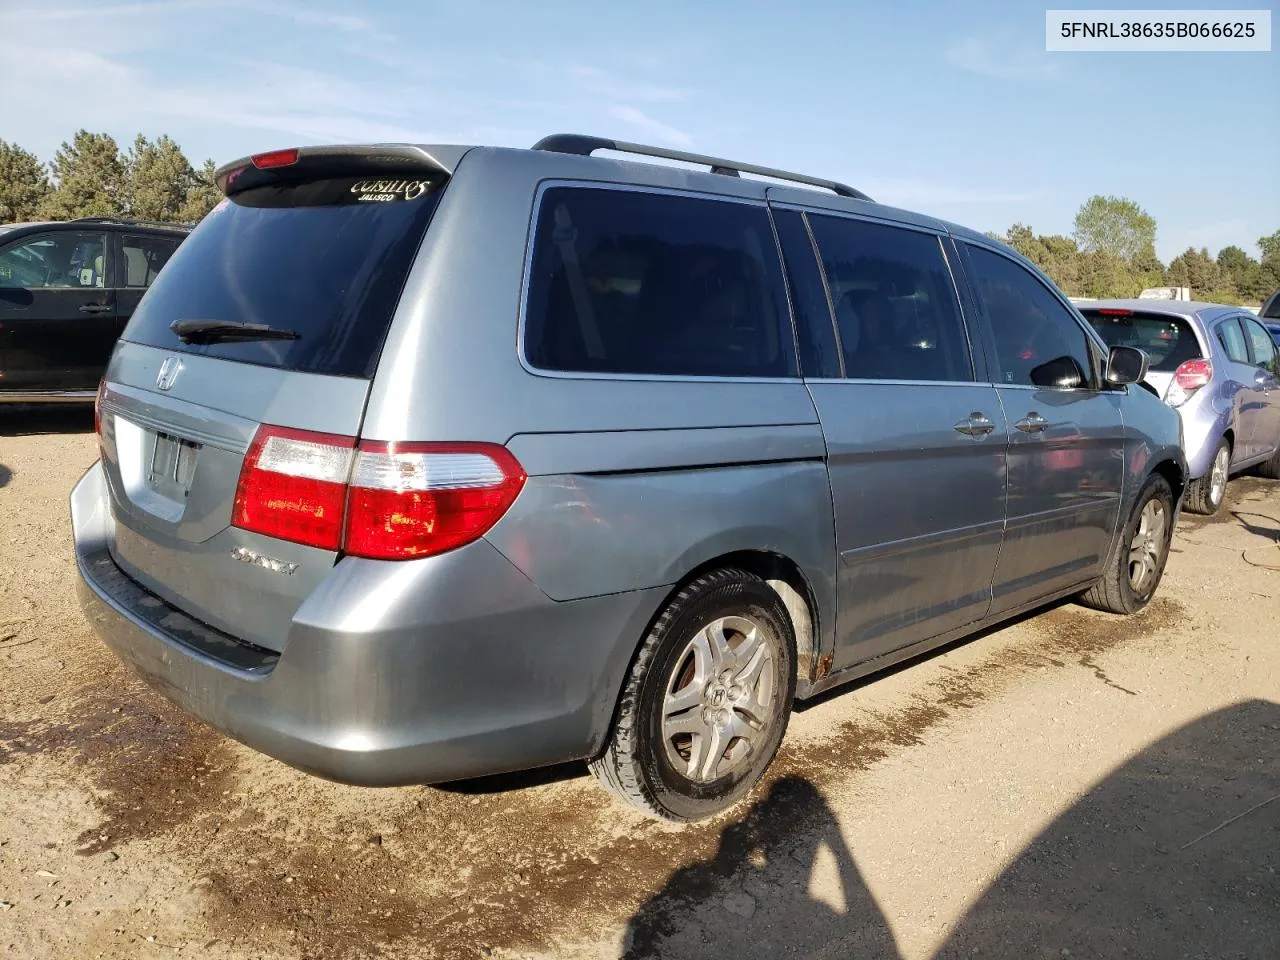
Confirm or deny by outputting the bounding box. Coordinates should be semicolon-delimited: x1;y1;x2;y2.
120;175;444;378
1080;310;1201;373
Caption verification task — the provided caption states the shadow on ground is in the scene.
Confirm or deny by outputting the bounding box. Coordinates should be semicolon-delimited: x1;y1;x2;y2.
623;699;1280;959
0;464;10;489
0;404;95;436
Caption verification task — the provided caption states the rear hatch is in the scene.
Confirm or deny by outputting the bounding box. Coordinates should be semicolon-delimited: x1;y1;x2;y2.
96;146;456;652
1080;307;1202;400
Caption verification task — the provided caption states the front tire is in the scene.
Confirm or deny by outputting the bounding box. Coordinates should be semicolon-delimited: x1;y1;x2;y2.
589;568;796;822
1184;439;1229;515
1079;473;1174;615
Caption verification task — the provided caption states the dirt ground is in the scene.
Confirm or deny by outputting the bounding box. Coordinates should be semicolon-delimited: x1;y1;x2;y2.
2;406;1277;960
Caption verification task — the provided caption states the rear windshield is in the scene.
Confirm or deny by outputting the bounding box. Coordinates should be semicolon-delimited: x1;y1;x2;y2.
121;175;443;378
1080;310;1201;372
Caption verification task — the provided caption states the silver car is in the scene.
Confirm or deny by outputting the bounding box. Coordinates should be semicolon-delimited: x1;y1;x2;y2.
1080;300;1280;514
71;136;1185;822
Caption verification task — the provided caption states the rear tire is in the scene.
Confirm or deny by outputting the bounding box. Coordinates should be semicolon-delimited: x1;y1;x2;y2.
589;569;796;822
1184;439;1230;515
1079;473;1174;615
1258;444;1280;480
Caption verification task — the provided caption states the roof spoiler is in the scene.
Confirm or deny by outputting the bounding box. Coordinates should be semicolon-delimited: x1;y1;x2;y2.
214;144;472;196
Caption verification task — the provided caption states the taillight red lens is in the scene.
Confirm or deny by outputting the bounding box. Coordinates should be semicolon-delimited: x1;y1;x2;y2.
344;442;526;560
250;148;299;169
232;426;355;551
1174;358;1213;391
230;429;525;559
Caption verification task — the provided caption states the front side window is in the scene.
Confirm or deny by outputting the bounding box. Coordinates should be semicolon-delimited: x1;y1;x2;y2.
806;214;972;382
0;232;106;289
1243;318;1279;375
523;187;795;378
966;245;1093;389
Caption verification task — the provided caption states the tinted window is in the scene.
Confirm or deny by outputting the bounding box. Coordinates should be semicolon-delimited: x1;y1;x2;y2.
772;209;841;378
806;215;971;382
524;187;795;378
122;176;443;378
1080;310;1201;372
1217;318;1249;363
966;245;1092;389
1261;289;1280;319
120;233;183;288
1243;318;1279;374
0;231;106;289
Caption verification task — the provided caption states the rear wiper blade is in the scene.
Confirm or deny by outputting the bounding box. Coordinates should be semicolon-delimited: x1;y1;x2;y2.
170;318;301;344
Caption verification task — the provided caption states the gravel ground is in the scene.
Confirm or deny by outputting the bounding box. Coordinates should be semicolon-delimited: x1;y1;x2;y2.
2;406;1277;960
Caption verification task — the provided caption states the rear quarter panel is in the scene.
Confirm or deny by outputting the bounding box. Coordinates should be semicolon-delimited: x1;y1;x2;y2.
360;145;840;679
1121;382;1187;509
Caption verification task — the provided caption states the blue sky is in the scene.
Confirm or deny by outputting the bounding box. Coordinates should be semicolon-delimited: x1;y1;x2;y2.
2;0;1276;259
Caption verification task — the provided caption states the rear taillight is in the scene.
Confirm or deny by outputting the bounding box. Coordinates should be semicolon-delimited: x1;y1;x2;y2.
345;443;526;560
1166;358;1212;408
231;428;526;560
1174;358;1212;390
232;427;356;551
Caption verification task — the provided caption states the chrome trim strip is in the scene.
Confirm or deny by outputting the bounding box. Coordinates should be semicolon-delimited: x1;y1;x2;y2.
0;390;96;404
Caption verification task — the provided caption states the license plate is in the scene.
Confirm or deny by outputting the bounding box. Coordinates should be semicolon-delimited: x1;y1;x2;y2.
148;432;199;499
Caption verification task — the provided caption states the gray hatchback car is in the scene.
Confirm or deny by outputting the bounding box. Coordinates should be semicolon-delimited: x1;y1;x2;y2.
71;136;1186;822
1079;299;1280;515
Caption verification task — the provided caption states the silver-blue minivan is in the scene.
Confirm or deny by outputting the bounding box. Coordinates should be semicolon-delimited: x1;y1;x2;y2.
71;135;1185;821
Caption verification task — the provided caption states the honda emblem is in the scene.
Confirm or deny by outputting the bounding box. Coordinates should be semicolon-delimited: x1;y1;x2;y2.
156;357;183;391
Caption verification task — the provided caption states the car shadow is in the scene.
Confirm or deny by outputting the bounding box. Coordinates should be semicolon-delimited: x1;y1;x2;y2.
0;464;10;489
0;404;95;436
1231;509;1280;545
622;700;1280;959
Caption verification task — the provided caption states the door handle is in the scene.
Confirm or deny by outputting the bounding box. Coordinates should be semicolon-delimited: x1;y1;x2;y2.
1015;412;1049;433
79;303;111;314
954;412;996;437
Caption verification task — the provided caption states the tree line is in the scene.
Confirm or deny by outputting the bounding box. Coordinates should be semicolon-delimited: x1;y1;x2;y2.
0;131;221;226
2;132;1277;305
989;195;1279;305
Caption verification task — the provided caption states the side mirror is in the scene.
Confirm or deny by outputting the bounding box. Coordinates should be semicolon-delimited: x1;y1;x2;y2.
1106;345;1148;386
1029;355;1087;389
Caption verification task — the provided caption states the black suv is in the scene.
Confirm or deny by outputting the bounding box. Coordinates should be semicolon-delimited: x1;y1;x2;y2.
0;217;190;402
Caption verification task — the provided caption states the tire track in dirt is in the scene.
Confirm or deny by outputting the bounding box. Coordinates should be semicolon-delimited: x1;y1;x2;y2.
182;599;1189;959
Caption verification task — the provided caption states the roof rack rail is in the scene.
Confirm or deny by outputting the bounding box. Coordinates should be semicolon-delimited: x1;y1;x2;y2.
70;216;193;230
532;134;872;202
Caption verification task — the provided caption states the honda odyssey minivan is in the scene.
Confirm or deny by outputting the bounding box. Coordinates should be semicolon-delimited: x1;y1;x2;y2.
72;135;1185;821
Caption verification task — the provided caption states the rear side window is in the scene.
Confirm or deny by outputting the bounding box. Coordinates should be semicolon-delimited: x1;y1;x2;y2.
523;187;796;378
1217;318;1249;363
121;176;443;378
807;214;973;382
120;233;183;288
1080;310;1201;372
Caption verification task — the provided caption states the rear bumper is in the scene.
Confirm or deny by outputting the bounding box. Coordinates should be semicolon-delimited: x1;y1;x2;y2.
71;461;663;786
1176;396;1229;480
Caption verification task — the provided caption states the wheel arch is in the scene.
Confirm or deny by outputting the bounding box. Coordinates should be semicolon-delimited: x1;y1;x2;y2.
596;548;827;762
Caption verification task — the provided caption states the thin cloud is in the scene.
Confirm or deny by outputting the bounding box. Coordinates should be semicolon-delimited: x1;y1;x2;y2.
946;36;1063;81
7;0;390;40
569;65;689;103
608;106;693;148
